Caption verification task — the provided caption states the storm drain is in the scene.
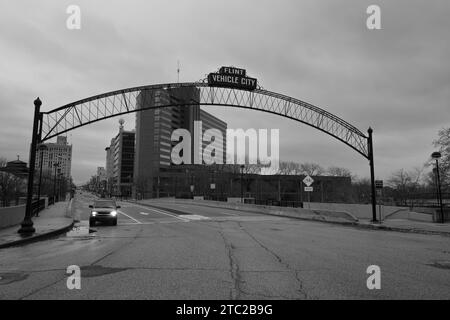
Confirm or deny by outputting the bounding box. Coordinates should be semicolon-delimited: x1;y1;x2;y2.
0;272;28;285
80;265;128;278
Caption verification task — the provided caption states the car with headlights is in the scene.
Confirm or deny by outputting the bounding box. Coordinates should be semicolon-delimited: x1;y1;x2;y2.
89;199;120;226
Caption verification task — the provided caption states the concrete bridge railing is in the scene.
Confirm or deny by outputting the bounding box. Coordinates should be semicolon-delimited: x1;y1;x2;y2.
0;205;25;229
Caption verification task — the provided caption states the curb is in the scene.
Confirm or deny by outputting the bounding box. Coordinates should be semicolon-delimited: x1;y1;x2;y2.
0;220;75;249
355;223;450;237
132;199;361;226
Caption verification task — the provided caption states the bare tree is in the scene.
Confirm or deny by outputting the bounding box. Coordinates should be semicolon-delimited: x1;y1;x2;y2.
387;168;426;206
0;157;27;206
387;169;411;189
351;177;372;204
327;166;353;178
300;162;324;176
277;161;300;175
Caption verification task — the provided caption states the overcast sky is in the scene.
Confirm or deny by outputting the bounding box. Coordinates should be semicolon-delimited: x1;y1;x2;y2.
1;0;449;184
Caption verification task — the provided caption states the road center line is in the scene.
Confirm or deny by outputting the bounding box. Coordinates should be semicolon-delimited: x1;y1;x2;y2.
131;204;189;222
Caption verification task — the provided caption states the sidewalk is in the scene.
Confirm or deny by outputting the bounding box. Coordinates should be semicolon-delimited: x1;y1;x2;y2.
0;201;74;249
138;198;450;237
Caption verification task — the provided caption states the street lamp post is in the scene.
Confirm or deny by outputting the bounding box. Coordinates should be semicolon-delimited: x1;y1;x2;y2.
18;98;41;235
36;144;47;216
240;165;245;203
431;152;444;223
57;172;62;202
368;127;378;223
53;163;59;203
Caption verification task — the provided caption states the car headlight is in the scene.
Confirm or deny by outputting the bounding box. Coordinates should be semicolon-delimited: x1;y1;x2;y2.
92;211;97;216
110;211;117;217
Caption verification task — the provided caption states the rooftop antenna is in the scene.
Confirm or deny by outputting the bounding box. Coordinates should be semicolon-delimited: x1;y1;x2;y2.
177;60;180;83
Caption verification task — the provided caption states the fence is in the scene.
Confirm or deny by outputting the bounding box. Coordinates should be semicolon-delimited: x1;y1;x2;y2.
32;198;46;216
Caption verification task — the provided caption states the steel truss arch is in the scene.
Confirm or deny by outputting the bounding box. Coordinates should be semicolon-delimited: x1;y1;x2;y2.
40;82;369;159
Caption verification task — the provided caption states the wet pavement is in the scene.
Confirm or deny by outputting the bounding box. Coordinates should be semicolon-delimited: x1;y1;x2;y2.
0;192;449;299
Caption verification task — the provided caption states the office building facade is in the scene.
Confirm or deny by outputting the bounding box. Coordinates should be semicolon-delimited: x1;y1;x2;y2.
35;136;72;179
107;121;135;196
133;87;227;198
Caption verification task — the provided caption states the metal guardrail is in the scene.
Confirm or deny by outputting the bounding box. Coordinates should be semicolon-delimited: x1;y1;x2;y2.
31;198;46;216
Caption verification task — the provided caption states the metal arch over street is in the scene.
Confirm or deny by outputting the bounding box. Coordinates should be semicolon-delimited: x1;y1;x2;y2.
40;82;370;159
19;80;379;235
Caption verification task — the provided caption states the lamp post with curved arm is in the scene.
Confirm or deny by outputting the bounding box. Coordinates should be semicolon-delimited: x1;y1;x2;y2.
431;152;444;223
36;144;48;216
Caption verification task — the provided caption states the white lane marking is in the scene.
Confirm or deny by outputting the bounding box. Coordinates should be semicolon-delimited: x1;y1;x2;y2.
129;204;190;222
182;215;210;221
121;222;154;225
117;210;142;224
147;202;239;216
121;220;184;225
139;212;150;216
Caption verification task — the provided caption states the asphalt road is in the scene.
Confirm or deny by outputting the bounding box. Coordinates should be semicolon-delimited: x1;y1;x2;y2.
0;191;449;300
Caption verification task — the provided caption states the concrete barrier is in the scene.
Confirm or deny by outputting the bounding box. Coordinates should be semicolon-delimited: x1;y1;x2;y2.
308;202;409;220
154;198;358;223
0;205;25;229
384;210;432;222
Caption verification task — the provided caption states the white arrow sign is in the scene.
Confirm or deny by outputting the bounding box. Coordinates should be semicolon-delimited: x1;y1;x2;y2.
303;175;314;187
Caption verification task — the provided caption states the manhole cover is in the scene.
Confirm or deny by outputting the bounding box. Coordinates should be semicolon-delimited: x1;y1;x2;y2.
0;272;28;285
429;261;450;270
80;265;128;278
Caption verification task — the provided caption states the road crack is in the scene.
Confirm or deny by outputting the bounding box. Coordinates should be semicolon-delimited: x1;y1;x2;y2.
238;222;309;299
217;223;243;300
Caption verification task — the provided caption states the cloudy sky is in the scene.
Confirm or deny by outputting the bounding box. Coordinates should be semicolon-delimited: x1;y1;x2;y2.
0;0;449;184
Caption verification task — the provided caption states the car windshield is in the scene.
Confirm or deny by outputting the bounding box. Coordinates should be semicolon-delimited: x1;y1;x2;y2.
93;200;116;208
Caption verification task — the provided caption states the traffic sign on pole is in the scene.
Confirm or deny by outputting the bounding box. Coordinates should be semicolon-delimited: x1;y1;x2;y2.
303;175;314;187
375;180;383;189
304;186;313;192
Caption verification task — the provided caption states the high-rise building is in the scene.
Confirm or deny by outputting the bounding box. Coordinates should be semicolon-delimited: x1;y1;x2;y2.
134;87;200;197
97;167;106;182
133;87;227;198
200;109;227;164
105;140;114;193
107;120;135;196
35;136;72;179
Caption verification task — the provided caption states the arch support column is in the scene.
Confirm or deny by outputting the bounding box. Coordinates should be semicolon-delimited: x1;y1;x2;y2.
368;127;377;223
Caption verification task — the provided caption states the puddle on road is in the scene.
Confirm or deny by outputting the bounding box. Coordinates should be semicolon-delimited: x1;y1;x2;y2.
80;265;128;278
66;223;97;239
0;272;28;285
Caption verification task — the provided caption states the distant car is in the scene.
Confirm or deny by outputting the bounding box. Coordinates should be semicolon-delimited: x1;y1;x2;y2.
89;199;120;227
